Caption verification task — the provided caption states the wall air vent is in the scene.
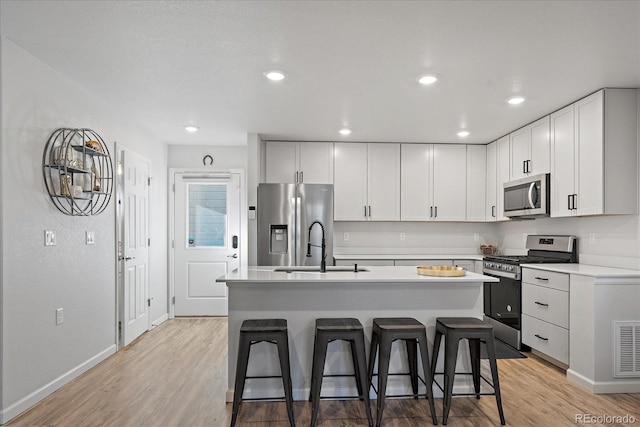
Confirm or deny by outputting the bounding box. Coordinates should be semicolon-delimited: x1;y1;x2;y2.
615;321;640;377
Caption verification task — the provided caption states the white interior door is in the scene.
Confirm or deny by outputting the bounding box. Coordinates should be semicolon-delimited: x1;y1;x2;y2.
174;172;241;316
121;149;150;346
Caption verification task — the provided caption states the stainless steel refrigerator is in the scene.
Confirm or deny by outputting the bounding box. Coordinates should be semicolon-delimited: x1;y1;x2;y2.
257;183;333;267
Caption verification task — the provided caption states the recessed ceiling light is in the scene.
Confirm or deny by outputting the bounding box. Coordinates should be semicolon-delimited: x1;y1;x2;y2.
417;74;439;85
457;130;470;137
184;125;199;133
264;70;286;81
507;96;526;105
339;128;352;136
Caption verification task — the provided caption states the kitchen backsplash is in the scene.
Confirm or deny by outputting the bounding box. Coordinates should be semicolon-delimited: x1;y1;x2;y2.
334;215;640;270
334;221;500;256
499;214;640;270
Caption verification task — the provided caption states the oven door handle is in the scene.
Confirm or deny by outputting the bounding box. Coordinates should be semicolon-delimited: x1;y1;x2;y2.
482;270;520;280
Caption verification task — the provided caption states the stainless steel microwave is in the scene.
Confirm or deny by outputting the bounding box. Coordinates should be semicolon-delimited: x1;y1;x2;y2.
503;173;550;218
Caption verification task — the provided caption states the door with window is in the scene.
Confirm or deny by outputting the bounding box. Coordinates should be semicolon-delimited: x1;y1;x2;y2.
174;172;241;316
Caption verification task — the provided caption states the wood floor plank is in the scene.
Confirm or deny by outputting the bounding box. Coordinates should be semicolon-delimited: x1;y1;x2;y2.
6;317;640;426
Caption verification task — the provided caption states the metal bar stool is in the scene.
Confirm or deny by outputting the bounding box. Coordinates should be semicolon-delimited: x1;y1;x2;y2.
367;317;438;427
431;317;506;425
230;319;295;427
309;318;374;427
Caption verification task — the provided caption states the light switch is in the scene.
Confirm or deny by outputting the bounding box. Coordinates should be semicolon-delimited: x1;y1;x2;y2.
86;231;95;245
45;230;56;246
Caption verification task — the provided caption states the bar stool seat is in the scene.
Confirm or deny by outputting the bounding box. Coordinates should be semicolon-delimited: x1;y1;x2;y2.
309;318;373;427
431;317;506;425
230;319;294;427
367;317;438;427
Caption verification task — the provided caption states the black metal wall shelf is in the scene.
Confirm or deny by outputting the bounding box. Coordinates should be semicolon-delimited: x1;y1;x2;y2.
42;128;113;216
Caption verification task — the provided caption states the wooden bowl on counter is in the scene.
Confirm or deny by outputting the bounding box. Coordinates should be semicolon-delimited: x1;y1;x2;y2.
417;265;467;277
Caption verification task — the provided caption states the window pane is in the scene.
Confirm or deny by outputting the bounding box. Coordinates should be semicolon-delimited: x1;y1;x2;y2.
187;183;227;247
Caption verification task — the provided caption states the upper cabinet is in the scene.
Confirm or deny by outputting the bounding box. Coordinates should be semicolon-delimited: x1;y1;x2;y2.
334;143;400;221
485;140;498;221
550;89;638;217
401;144;467;221
510;116;550;180
485;136;510;222
264;141;334;184
466;145;486;222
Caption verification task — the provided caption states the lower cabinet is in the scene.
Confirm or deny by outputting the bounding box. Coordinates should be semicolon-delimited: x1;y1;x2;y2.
521;268;569;365
334;259;394;267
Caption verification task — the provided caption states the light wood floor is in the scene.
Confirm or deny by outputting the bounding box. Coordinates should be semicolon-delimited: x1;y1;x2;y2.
7;317;640;426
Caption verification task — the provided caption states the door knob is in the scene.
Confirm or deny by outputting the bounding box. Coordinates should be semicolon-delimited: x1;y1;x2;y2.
227;254;238;259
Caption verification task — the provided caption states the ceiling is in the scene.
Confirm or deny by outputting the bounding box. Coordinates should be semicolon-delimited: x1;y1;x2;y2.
1;1;639;146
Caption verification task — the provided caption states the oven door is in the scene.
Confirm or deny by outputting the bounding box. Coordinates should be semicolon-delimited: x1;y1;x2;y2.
483;272;521;330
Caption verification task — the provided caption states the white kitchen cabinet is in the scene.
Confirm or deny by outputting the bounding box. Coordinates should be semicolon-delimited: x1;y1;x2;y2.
394;259;453;267
551;89;638;217
510;116;550;180
485;141;497;221
496;135;511;221
335;259;394;267
400;144;466;221
334;143;400;221
466;145;486;221
521;268;569;366
265;141;333;184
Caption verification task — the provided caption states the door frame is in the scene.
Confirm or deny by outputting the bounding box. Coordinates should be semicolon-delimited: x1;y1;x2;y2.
115;144;152;350
168;168;247;319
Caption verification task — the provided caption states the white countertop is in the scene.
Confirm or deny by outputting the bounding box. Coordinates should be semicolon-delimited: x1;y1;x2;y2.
333;254;484;261
219;265;498;284
521;263;640;278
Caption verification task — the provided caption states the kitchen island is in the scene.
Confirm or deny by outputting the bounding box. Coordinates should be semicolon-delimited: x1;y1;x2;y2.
218;266;499;402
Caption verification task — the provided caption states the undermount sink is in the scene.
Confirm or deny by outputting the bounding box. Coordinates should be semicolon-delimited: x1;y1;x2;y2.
274;266;369;273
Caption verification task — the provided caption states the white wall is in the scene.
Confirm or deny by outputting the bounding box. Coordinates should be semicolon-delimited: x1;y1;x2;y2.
0;37;168;423
167;144;247;170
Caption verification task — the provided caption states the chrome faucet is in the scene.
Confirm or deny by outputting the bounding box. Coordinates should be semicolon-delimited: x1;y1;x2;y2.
306;220;326;273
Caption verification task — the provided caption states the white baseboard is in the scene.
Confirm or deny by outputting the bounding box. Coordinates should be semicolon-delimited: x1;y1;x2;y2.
567;369;640;394
0;345;117;425
151;313;169;328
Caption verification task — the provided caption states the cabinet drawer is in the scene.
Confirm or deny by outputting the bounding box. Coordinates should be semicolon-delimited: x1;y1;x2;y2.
522;314;568;364
522;284;569;328
522;268;569;292
334;259;394;267
394;259;453;267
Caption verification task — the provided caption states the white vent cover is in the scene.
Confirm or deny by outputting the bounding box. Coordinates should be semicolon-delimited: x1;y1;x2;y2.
614;321;640;377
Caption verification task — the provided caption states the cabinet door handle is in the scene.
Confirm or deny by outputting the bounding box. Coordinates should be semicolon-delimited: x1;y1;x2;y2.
492;205;496;218
534;276;549;281
534;334;549;341
430;206;433;217
573;194;577;210
364;206;367;218
567;194;572;210
523;160;527;174
434;206;438;218
295;171;299;183
300;171;303;182
534;301;549;307
368;206;371;217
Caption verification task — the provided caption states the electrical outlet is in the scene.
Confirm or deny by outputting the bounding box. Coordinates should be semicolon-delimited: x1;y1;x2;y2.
400;233;406;241
343;233;349;241
56;308;63;325
45;230;56;246
86;231;95;245
589;232;596;244
473;233;480;242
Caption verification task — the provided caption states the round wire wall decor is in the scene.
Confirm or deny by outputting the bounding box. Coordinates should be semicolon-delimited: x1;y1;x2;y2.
42;128;113;215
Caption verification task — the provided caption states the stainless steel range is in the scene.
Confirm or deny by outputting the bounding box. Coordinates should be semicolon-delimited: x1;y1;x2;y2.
482;235;578;350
